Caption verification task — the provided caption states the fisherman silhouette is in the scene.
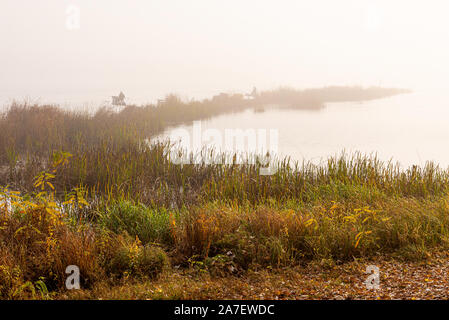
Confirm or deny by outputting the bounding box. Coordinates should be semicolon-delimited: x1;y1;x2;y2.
112;92;126;106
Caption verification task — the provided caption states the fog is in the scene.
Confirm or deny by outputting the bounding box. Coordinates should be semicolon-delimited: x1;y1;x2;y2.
1;0;449;106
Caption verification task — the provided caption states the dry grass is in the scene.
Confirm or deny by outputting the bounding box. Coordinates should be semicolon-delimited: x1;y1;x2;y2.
1;86;441;299
3;160;449;299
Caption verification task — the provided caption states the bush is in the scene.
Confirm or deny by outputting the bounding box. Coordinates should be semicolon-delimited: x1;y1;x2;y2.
136;245;169;278
99;201;174;245
106;235;169;279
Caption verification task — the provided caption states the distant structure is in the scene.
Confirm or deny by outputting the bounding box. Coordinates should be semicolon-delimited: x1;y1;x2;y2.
244;87;258;100
251;86;258;97
112;91;126;106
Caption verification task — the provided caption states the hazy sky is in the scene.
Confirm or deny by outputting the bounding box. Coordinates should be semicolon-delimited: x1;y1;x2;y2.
1;0;449;105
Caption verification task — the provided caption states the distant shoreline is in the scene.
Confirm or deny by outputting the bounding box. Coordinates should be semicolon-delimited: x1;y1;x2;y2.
0;85;410;113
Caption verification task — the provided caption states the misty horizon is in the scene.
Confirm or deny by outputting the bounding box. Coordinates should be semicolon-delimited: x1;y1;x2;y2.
2;0;449;107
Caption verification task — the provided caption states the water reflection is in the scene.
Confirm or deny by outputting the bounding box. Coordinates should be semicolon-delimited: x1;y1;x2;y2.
155;90;449;169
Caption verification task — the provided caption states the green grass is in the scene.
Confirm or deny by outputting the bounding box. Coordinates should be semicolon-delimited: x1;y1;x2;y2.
98;200;175;245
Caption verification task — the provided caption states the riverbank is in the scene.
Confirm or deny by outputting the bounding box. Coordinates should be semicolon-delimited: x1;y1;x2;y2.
2;86;439;300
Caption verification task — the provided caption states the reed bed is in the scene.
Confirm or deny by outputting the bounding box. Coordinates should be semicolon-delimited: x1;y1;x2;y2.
1;87;444;298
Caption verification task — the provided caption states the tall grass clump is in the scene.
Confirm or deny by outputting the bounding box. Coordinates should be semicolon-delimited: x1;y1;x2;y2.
171;198;449;269
98;200;175;245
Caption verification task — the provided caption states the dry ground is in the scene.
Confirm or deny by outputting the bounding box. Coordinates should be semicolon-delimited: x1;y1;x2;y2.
61;251;449;300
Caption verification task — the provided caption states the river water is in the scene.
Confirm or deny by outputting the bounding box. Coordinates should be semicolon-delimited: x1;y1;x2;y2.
155;89;449;169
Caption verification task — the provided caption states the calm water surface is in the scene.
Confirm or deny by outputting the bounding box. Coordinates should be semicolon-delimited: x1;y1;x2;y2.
156;90;449;169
